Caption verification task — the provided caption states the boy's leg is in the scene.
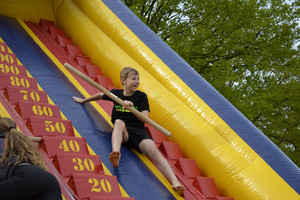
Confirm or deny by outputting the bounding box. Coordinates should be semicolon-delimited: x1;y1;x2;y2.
139;139;184;195
110;119;129;167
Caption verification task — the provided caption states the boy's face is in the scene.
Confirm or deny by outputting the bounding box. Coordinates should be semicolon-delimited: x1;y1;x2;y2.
122;72;140;92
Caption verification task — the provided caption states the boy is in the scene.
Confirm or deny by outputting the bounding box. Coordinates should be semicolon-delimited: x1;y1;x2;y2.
73;67;184;195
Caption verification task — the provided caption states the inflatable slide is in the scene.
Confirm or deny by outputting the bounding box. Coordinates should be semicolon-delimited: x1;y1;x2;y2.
0;0;299;200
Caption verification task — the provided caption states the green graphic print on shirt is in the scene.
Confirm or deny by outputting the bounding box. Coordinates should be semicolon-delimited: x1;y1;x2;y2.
115;105;138;113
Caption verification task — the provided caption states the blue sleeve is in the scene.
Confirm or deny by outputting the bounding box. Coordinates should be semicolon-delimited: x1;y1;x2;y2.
0;139;4;156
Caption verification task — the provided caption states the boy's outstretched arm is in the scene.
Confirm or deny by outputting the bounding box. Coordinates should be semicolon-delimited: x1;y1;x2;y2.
73;93;104;104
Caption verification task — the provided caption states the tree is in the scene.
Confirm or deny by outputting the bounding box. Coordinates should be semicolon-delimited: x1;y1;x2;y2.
122;0;300;167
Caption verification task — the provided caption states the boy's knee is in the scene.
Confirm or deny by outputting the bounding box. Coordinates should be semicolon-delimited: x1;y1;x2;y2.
147;147;161;160
114;119;125;127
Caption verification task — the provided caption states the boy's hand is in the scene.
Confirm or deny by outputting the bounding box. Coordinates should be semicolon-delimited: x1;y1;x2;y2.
73;96;85;104
123;100;133;109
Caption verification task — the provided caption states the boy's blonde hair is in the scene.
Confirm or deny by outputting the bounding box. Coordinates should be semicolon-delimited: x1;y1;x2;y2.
120;67;139;85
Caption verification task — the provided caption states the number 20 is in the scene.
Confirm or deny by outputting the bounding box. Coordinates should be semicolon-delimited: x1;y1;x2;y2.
88;178;112;193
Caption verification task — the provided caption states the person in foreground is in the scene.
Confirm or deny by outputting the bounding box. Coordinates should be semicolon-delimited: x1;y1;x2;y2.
73;67;184;195
0;117;62;200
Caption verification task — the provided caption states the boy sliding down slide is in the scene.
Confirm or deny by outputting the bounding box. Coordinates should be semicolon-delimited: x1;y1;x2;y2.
73;67;184;195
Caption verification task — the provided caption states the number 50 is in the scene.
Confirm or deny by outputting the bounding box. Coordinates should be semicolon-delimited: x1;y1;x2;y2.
45;120;66;133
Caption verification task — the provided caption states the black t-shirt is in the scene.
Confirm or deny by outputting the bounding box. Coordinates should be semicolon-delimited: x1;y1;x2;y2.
102;89;150;128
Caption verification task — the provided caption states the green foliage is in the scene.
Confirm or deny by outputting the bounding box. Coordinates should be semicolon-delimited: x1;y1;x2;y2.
122;0;300;167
